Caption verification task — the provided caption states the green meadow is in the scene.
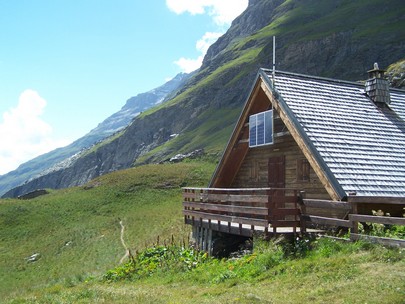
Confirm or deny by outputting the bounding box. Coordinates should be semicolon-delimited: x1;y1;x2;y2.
1;159;404;303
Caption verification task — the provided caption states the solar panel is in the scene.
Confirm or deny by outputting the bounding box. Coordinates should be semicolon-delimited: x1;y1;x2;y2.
249;110;273;147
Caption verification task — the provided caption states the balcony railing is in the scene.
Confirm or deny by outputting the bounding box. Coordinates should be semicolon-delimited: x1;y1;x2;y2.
182;187;301;236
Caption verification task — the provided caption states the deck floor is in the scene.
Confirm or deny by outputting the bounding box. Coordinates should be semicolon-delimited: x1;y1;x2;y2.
186;218;322;237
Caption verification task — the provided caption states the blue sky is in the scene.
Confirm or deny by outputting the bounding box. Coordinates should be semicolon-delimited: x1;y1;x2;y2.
0;0;248;175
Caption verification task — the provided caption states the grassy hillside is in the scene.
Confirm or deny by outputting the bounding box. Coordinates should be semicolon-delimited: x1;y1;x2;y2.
1;159;404;303
6;232;405;303
0;160;216;301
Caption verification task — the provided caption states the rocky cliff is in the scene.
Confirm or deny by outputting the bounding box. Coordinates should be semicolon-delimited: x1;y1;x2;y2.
4;0;405;198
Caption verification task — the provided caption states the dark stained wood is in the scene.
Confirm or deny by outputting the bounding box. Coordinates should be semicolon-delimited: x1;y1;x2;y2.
271;220;301;227
268;155;285;188
214;144;250;187
349;214;405;226
271;208;301;217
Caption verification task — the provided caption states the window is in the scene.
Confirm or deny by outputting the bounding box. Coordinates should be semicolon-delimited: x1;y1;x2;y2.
249;110;273;147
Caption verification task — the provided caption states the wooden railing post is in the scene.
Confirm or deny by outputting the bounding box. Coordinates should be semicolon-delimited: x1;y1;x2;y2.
293;190;297;234
299;191;306;233
192;188;196;225
351;201;358;234
268;189;278;233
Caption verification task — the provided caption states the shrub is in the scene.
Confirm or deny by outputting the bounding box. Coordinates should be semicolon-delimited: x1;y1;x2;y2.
103;245;208;282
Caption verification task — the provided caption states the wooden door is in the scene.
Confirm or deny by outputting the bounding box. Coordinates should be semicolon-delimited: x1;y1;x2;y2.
268;156;286;212
268;155;285;188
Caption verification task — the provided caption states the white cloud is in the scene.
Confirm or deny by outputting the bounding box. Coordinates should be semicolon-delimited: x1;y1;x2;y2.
196;31;223;54
167;0;248;73
174;56;204;74
0;90;71;175
174;31;223;73
166;0;248;26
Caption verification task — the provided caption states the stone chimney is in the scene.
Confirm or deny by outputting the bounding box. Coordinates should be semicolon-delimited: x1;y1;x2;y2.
365;62;391;105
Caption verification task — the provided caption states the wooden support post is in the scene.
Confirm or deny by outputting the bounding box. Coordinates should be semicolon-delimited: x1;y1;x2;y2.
200;227;204;250
194;226;199;250
351;201;358;234
203;228;207;252
267;189;273;234
207;229;213;256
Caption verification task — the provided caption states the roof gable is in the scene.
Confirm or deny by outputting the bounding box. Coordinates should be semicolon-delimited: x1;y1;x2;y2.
211;68;405;198
263;69;405;197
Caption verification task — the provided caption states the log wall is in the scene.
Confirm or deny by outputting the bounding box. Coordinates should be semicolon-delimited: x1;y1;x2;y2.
232;131;330;200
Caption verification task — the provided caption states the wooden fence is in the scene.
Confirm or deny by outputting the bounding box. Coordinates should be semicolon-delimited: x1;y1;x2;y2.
183;190;405;247
300;199;405;248
183;187;300;237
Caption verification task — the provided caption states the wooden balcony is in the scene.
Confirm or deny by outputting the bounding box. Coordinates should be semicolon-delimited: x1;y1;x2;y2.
182;187;301;237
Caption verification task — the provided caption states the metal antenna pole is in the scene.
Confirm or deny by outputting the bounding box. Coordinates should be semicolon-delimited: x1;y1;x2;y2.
272;36;276;84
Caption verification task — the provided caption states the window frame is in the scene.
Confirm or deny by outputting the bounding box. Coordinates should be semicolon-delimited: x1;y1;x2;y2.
249;109;274;148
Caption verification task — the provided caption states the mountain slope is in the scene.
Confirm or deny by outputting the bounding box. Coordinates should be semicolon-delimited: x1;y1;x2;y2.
4;0;405;198
0;73;189;196
0;160;215;300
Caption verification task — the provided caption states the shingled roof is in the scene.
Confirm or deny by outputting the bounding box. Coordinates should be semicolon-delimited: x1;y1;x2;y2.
260;68;405;197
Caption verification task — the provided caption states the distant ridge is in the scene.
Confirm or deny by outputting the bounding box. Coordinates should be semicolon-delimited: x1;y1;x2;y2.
0;72;189;196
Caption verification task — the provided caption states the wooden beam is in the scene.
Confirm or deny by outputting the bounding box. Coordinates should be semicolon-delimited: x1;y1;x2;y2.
204;194;268;204
347;196;405;205
349;214;405;226
183;201;268;215
302;199;352;210
301;214;352;227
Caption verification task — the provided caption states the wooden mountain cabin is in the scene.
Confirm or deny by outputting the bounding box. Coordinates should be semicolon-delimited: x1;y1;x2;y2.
183;64;405;254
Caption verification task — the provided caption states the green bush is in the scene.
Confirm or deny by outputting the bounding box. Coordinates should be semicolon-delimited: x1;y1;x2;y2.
103;245;208;282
